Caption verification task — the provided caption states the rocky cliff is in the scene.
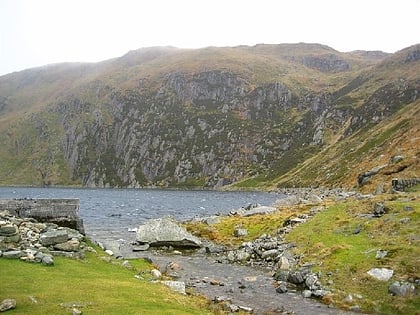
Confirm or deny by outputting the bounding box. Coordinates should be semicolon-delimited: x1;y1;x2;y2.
0;43;418;189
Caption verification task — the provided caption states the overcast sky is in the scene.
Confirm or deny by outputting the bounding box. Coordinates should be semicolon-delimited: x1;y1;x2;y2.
0;0;419;76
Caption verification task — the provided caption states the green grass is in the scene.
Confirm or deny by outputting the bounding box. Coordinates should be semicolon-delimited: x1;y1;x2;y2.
0;246;213;315
285;197;420;314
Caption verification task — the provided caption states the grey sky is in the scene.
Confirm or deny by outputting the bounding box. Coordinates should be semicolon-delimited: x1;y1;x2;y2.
0;0;419;76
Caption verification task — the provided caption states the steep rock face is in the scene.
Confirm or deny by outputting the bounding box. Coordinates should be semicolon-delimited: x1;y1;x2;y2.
55;70;338;188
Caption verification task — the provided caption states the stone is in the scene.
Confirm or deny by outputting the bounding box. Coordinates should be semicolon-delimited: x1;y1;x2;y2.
261;249;278;260
136;218;202;248
288;270;304;284
389;281;416;296
72;308;83;315
302;290;312;298
41;254;54;266
2;250;24;259
104;249;114;256
305;274;320;290
376;250;388;259
160;280;186;295
390;155;404;164
0;224;19;236
132;244;150;251
276;282;288;293
372;203;387;217
151;269;162;279
0;298;16;312
278;256;291;270
202;216;221;225
236;206;277;216
233;228;248;237
312;289;330;297
367;268;393;281
39;229;69;246
53;239;80;252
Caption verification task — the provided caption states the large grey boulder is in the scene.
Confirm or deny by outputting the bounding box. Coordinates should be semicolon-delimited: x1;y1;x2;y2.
39;229;69;246
136;217;202;248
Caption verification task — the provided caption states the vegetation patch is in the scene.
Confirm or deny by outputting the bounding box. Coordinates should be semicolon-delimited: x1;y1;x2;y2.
0;243;213;315
285;196;420;314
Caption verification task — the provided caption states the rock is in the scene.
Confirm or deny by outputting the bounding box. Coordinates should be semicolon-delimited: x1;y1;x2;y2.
278;256;291;270
237;206;277;217
151;269;162;279
104;249;114;256
41;254;54;266
261;249;278;260
39;230;69;246
302;290;312;298
132;244;150;251
390;155;404;164
121;260;132;269
0;298;16;312
305;274;320;290
202;216;221;225
372;203;388;217
312;289;331;297
358;165;387;186
389;281;416;296
71;308;82;315
53;239;80;252
2;250;24;259
375;250;388;259
233;228;248;237
0;224;19;236
276;282;288;293
367;268;393;281
288;270;304;284
160;280;186;295
136;217;202;248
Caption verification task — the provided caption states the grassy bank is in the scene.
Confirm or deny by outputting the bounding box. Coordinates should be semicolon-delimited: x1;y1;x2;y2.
286;196;420;314
185;191;420;315
0;244;213;315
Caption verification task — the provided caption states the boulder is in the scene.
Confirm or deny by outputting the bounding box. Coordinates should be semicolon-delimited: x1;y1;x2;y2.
367;268;393;281
160;280;186;295
233;228;248;237
53;239;80;252
39;229;69;246
136;218;202;248
236;206;277;216
2;250;24;259
389;281;416;296
0;298;16;312
372;203;388;217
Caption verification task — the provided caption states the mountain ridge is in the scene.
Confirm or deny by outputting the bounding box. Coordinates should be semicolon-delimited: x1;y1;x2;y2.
0;43;418;190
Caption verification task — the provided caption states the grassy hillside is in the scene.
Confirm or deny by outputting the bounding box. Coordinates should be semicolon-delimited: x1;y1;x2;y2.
0;243;213;314
0;43;418;189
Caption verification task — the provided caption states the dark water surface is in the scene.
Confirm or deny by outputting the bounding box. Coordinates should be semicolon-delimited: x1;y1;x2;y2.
0;187;281;242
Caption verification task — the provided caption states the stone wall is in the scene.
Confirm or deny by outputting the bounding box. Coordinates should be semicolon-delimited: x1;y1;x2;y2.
0;199;84;234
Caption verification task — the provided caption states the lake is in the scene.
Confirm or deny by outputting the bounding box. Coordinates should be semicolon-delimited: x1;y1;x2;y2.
0;187;281;243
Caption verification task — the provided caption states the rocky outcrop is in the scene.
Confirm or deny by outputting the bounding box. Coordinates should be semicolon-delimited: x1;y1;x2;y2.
135;217;202;248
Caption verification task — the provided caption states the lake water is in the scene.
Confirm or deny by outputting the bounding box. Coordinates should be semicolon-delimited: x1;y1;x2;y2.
0;187;281;242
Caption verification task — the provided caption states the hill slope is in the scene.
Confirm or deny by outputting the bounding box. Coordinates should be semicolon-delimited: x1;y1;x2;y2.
0;43;418;190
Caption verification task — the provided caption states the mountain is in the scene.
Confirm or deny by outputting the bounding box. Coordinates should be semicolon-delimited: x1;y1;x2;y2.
0;43;418;191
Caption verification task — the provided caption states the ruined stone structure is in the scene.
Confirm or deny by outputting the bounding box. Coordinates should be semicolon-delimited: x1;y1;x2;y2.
0;199;84;234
